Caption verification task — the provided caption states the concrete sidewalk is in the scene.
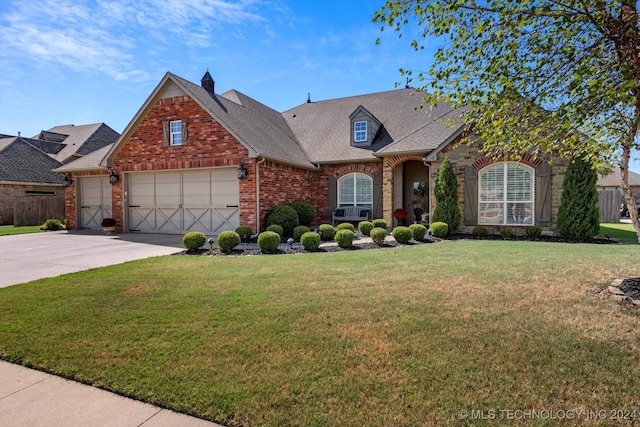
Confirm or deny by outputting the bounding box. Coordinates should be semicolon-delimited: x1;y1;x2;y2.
0;361;223;427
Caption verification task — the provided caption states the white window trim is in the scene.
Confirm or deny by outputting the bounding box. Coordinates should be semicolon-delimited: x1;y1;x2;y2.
338;172;373;209
354;121;367;143
170;120;182;146
478;162;534;226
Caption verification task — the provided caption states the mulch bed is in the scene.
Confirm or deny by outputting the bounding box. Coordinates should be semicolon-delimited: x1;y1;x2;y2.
619;277;640;301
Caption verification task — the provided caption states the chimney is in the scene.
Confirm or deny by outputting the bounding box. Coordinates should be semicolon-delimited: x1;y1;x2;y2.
201;70;215;95
307;92;311;103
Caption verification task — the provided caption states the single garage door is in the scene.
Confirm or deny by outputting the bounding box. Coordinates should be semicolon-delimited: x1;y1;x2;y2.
128;168;239;235
79;176;112;230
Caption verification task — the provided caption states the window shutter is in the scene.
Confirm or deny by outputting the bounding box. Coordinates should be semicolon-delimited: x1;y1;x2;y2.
162;121;169;146
535;162;552;226
373;173;382;219
328;176;337;215
464;165;478;226
181;119;188;145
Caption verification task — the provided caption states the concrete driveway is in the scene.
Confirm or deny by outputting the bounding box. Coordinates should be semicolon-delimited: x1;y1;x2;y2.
0;231;184;288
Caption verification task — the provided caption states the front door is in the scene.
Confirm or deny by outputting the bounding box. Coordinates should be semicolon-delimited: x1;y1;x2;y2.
402;160;430;224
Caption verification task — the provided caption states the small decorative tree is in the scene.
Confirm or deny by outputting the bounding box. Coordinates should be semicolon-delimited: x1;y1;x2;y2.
557;157;600;242
432;158;461;233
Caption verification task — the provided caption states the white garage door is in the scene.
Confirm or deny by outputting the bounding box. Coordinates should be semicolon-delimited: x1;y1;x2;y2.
79;176;112;230
128;168;239;235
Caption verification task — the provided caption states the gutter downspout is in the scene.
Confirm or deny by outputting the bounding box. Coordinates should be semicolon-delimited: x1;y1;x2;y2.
255;157;266;232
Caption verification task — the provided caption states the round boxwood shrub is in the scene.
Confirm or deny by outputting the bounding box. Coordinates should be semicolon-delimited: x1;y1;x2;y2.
293;225;310;241
358;221;374;236
266;224;283;239
266;205;299;237
257;231;281;252
317;224;336;241
217;231;241;251
336;222;355;232
300;231;321;251
335;229;355;248
182;231;206;250
409;223;427;241
472;226;489;237
392;226;413;243
500;227;514;239
371;219;387;229
235;226;253;240
525;226;542;238
369;227;387;246
289;202;315;226
430;221;449;238
43;218;64;231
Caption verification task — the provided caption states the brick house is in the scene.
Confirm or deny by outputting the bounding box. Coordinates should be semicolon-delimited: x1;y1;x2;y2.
0;123;118;225
57;71;568;235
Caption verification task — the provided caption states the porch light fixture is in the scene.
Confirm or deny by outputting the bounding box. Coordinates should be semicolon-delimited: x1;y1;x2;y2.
62;175;73;187
109;169;120;185
237;160;248;180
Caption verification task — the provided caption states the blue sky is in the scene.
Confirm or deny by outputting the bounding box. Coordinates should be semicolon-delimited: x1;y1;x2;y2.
0;0;638;173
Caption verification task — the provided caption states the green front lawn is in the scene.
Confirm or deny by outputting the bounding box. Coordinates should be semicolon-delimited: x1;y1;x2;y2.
1;241;638;426
599;223;640;245
0;225;43;236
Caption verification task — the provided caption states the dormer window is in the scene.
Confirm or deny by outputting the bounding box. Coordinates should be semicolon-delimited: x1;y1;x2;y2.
354;121;367;143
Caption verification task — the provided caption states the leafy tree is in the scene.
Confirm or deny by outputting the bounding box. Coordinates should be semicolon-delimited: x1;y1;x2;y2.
557;157;600;241
374;0;640;242
432;157;461;232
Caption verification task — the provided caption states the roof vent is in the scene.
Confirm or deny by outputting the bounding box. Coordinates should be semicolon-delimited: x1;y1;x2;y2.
201;70;215;95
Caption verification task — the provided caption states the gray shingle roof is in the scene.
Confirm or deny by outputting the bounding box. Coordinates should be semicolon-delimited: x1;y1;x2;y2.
598;167;640;187
44;123;119;163
54;144;112;172
283;89;466;163
0;137;64;184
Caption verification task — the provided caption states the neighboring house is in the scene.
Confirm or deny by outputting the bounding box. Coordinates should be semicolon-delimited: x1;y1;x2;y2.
57;71;568;235
596;167;640;221
0;123;119;225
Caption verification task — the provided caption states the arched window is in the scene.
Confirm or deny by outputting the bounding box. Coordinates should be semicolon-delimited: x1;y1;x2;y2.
479;162;534;225
338;173;373;209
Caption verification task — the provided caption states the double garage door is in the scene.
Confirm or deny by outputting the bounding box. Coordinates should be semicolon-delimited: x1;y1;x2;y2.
128;168;239;235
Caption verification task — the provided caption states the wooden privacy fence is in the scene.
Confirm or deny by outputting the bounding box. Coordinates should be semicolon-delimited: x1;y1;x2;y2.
598;189;620;223
14;197;65;226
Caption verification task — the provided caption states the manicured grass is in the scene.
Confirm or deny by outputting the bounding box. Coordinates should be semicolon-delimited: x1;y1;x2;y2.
1;241;639;426
0;225;43;236
599;223;640;245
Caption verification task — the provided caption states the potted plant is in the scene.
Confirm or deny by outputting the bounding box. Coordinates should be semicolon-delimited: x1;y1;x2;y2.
101;218;117;234
393;208;408;226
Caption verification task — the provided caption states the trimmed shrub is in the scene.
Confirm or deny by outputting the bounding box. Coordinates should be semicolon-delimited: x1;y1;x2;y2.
336;222;355;232
289;202;315;226
500;227;514;239
409;223;427;241
217;231;241;251
266;224;283;239
43;218;64;231
371;219;387;229
430;222;449;238
472;226;489;237
317;224;336;241
335;229;355;248
266;205;299;237
300;231;321;251
432;157;461;232
358;221;374;236
293;225;311;241
392;226;413;243
235;226;253;240
525;226;542;238
557;156;600;241
182;231;206;250
370;227;387;246
257;231;281;252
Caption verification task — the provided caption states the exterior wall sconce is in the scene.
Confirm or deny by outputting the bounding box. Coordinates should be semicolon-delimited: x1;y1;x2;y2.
238;160;248;180
62;175;74;187
109;169;120;185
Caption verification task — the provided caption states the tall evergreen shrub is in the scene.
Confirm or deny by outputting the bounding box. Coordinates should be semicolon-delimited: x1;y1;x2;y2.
556;157;599;241
432;157;461;232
